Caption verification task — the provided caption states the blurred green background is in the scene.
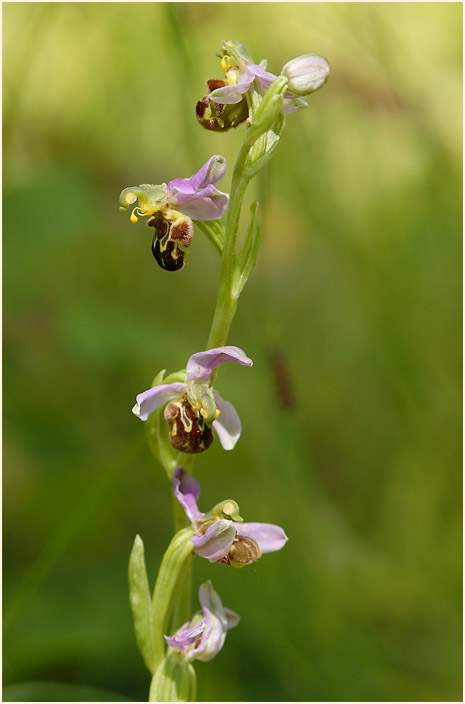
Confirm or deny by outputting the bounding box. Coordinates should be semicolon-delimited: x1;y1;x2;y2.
3;3;462;702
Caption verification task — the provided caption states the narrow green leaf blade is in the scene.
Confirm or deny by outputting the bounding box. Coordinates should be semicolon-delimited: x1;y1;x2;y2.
128;535;156;674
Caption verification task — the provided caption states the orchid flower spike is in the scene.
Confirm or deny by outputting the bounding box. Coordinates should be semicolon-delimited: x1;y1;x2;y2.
119;156;228;271
165;581;239;662
132;346;253;454
197;39;330;130
173;467;289;568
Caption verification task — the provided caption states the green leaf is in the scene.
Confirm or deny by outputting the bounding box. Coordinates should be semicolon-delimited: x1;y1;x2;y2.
128;535;156;674
150;527;195;670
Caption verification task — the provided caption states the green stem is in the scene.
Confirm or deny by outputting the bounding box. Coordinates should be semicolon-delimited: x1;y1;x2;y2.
207;144;251;350
150;527;195;671
205;78;289;351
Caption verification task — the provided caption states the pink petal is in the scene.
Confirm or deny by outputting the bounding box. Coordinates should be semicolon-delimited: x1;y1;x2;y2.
212;390;242;450
172;467;203;523
234;522;288;554
191;520;236;561
187;346;253;383
132;382;186;421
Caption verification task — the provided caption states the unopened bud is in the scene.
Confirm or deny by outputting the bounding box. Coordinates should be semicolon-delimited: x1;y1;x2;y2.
282;53;330;96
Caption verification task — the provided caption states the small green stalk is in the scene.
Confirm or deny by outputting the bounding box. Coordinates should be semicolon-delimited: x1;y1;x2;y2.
206;159;248;349
150;527;195;670
207;76;289;352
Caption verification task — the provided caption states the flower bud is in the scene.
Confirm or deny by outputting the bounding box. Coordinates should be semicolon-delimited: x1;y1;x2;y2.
282;53;330;96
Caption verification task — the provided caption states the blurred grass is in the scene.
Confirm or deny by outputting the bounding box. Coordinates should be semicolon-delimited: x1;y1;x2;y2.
3;2;462;702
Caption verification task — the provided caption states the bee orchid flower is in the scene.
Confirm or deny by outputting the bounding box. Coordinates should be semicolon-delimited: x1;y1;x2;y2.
173;467;288;568
119;155;228;271
132;346;253;453
165;581;239;662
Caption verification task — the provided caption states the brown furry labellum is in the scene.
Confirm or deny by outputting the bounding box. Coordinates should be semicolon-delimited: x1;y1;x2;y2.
148;213;194;272
164;398;214;454
196;78;249;132
217;535;262;568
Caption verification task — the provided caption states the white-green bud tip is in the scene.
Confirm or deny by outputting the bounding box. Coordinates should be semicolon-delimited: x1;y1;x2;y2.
282;53;330;96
